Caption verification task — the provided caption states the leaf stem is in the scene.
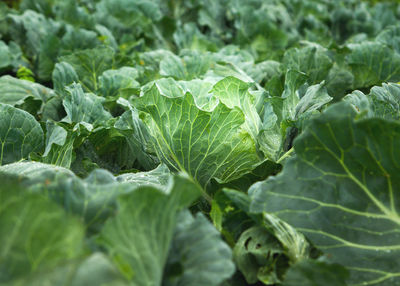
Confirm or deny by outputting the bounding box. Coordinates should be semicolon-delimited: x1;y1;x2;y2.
277;148;294;164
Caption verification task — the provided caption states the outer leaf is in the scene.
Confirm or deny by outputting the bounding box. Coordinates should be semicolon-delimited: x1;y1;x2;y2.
376;25;400;54
0;104;44;165
117;164;171;189
134;84;260;187
11;253;128;286
42;121;75;168
0;182;84;282
52;62;79;96
160;53;186;80
0;75;55;106
250;102;400;285
98;174;202;285
346;42;400;88
163;210;235;286
282;45;332;85
345;83;400;120
0;162;172;231
114;108;159;170
98;67;140;98
283;260;349;286
0;40;11;69
57;168;138;230
63;83;112;125
0;161;74;182
59;47;115;92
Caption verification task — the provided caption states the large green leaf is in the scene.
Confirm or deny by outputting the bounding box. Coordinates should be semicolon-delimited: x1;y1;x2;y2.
117;164;171;188
52;62;79;96
59;47;115;92
9;253;128;286
250;102;400;285
60;25;100;55
134;82;260;188
0;180;84;283
0;40;11;69
376;25;400;54
0;161;74;182
344;83;400;120
0;104;44;165
0;161;173;231
98;67;140;98
98;174;202;285
163;210;235;286
114;107;159;171
282;45;333;85
0;76;55;106
62;83;112;126
42;121;75;168
160;51;212;81
8;10;62;81
283;260;349;286
346;42;400;89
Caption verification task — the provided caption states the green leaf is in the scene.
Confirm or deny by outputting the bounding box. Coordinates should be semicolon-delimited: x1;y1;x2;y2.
283;260;349;286
0;161;74;183
0;161;173;231
325;64;354;100
60;26;100;55
0;75;55;106
114;108;159;171
69;253;128;286
294;82;332;119
98;174;202;285
250;102;400;285
4;252;127;286
117;164;171;189
0;40;11;69
41;121;75;168
55;168;138;230
98;67;140;98
134;83;260;188
160;53;186;80
63;83;112;126
0;181;84;282
59;47;115;92
262;214;310;263
345;83;400;120
258;72;331;162
37;34;60;81
282;45;333;85
233;226;285;285
163;210;235;286
8;10;61;57
211;76;261;140
376;25;400;54
0;104;44;165
52;62;79;96
346;42;400;88
159;52;212;81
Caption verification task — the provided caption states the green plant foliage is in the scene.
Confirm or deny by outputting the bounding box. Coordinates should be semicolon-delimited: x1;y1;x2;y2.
250;102;400;285
0;0;399;285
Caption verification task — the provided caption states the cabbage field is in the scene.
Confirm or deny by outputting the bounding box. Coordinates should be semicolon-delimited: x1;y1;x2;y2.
0;0;399;285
